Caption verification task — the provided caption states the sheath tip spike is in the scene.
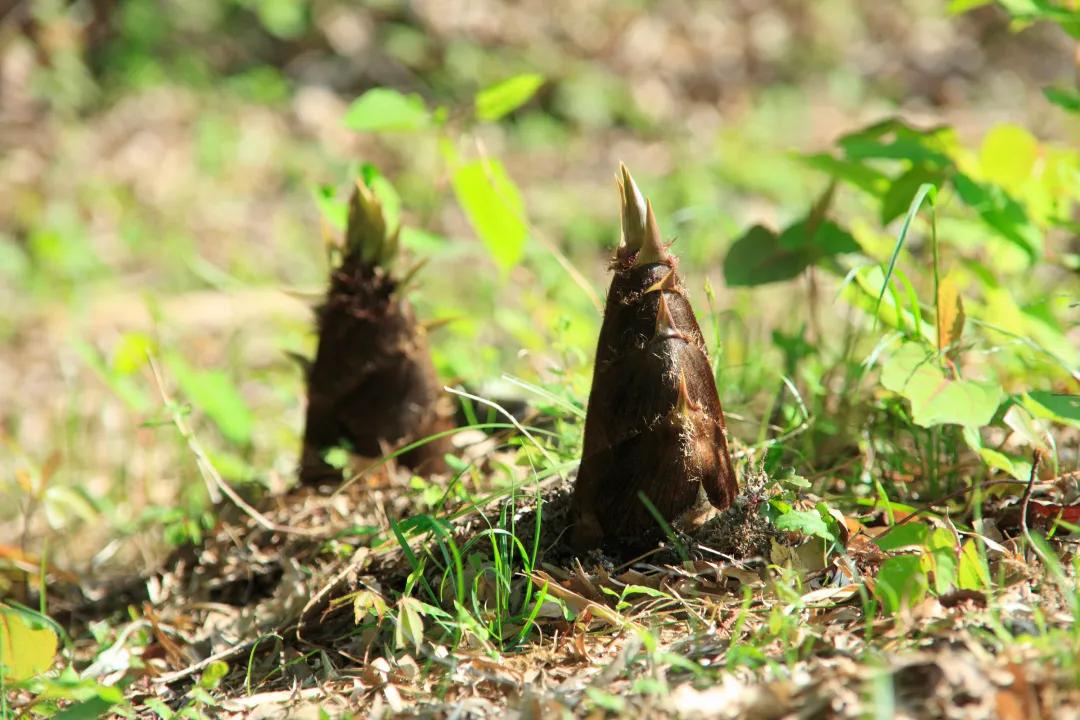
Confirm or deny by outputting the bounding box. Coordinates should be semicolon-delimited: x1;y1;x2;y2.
618;163;647;256
633;200;670;267
645;268;678;294
676;372;699;416
654;291;684;342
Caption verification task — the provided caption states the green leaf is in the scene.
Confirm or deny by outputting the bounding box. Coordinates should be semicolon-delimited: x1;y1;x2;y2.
475;73;545;121
874;555;928;614
395;597;425;652
724;220;859;287
1025;392;1080;428
838;119;952;165
926;527;958;595
881;166;944;226
450;158;527;272
52;697;119;720
873;523;928;551
799;153;890;196
165;354;254;445
774;509;838;543
951;173;1041;262
343;88;431;132
958;539;990;590
881;342;1003;428
1044;86;1080;113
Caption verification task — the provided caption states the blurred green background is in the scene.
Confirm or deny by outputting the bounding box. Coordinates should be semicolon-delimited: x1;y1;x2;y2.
0;0;1076;580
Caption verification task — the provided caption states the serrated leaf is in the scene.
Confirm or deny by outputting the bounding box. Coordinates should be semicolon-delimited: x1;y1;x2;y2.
450;158;527;272
774;509;837;542
353;589;388;624
475;73;545;121
0;605;58;682
935;271;965;353
343;88;431;132
881;342;1003;428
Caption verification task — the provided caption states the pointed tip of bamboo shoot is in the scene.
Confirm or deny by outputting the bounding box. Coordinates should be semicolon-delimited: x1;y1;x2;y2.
617;163;647;257
633;201;670;267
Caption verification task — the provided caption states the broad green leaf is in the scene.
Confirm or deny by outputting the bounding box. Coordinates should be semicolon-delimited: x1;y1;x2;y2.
724;219;858;287
165;354;254;445
935;271;965;353
978;446;1031;482
52;697;119;720
874;555;927;614
980;124;1038;192
881;166;944;225
0;605;58;682
343;88;431;132
450;158;527;272
1003;404;1050;450
838;119;953;165
951;173;1041;262
1025;392;1080;428
926;528;958;595
881;342;1003;428
1044;86;1080;113
958;539;990;590
874;523;928;551
799;153;890;196
475;73;545;121
774;509;837;542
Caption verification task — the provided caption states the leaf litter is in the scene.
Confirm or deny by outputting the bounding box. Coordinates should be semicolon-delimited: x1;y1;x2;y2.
31;431;1079;719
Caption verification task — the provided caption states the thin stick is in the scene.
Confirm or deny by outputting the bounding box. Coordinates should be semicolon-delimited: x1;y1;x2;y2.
1020;449;1043;543
869;478;1030;542
147;354;323;538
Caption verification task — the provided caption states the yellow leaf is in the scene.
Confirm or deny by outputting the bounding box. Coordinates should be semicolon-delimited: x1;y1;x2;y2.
936;271;965;354
0;606;58;682
980;124;1038;193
